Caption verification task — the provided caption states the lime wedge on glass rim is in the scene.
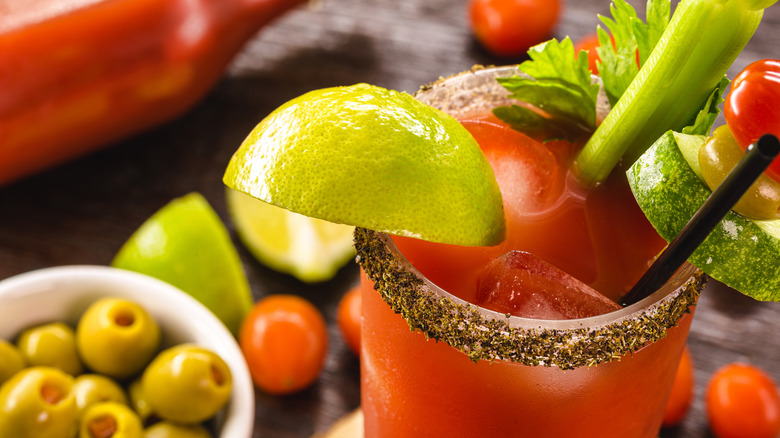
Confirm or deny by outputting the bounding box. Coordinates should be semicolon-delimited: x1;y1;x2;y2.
223;83;505;247
111;192;253;336
226;188;355;283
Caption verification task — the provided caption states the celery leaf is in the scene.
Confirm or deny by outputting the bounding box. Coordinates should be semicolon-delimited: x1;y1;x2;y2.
682;76;730;136
597;0;670;106
635;0;670;65
493;38;599;140
575;0;764;186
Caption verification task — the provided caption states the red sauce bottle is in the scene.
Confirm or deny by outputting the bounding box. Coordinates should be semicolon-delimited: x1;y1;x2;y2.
0;0;303;186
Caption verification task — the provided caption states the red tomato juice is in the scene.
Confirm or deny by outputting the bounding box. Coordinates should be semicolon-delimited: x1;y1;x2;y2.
393;115;666;306
361;270;693;437
360;113;696;436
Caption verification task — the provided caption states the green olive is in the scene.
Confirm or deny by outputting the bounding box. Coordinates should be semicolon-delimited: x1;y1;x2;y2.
128;378;155;424
17;322;83;376
144;422;213;438
141;344;232;424
79;401;143;438
0;366;77;438
0;339;26;386
700;125;780;220
73;374;129;416
76;298;161;378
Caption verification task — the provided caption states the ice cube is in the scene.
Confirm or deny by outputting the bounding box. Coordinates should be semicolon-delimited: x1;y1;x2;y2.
460;119;559;216
476;251;621;320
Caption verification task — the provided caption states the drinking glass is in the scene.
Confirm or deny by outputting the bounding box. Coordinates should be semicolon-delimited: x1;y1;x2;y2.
356;66;705;438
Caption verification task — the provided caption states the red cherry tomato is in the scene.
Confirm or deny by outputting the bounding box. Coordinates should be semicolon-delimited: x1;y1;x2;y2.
574;33;601;74
337;286;362;357
706;363;780;438
239;295;328;395
663;346;695;427
724;59;780;181
469;0;561;58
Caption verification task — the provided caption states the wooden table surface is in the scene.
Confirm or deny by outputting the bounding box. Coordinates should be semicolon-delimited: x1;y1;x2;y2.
1;1;779;437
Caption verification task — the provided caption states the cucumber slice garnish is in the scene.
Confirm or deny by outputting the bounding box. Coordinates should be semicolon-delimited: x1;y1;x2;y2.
628;131;780;301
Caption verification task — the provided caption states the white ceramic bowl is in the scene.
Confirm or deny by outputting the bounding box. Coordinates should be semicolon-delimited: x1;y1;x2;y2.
0;265;254;437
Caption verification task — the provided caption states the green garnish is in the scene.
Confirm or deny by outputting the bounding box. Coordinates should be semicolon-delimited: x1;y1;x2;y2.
576;0;769;185
495;0;668;140
681;76;730;136
495;0;774;185
596;0;669;106
493;38;599;140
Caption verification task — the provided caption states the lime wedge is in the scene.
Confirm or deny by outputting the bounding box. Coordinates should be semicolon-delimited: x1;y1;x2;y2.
223;83;505;247
111;193;252;336
226;188;355;283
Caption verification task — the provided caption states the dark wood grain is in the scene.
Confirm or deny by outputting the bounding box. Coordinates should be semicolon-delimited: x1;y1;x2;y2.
1;1;779;437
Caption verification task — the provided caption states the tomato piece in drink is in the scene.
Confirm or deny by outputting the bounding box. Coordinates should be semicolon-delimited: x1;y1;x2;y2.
476;251;621;319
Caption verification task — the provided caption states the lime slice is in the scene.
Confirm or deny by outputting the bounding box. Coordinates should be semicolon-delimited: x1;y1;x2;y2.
226;188;355;283
111;193;252;336
223;83;505;247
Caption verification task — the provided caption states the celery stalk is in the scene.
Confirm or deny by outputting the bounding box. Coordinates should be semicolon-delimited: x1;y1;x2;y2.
574;0;773;186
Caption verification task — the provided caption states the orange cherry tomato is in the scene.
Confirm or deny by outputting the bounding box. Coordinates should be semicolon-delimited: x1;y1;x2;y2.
724;59;780;182
706;363;780;438
469;0;561;58
337;286;362;357
663;346;695;427
239;294;328;395
574;33;601;74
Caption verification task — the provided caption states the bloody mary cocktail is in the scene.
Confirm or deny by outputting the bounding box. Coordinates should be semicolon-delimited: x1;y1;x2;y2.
357;66;704;437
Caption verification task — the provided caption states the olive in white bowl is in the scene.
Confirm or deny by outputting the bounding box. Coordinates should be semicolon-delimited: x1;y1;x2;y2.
0;265;254;438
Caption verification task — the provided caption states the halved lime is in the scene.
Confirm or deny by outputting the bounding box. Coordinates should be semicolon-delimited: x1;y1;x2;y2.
111;193;253;336
223;83;505;247
226;188;355;283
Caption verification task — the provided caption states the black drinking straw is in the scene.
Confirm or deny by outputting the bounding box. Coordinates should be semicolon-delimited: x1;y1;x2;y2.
621;134;780;307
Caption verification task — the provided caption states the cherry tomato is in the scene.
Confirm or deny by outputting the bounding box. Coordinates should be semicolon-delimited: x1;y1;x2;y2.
469;0;561;58
239;295;328;395
724;59;780;181
337;286;362;357
574;33;601;74
662;346;695;427
706;363;780;438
